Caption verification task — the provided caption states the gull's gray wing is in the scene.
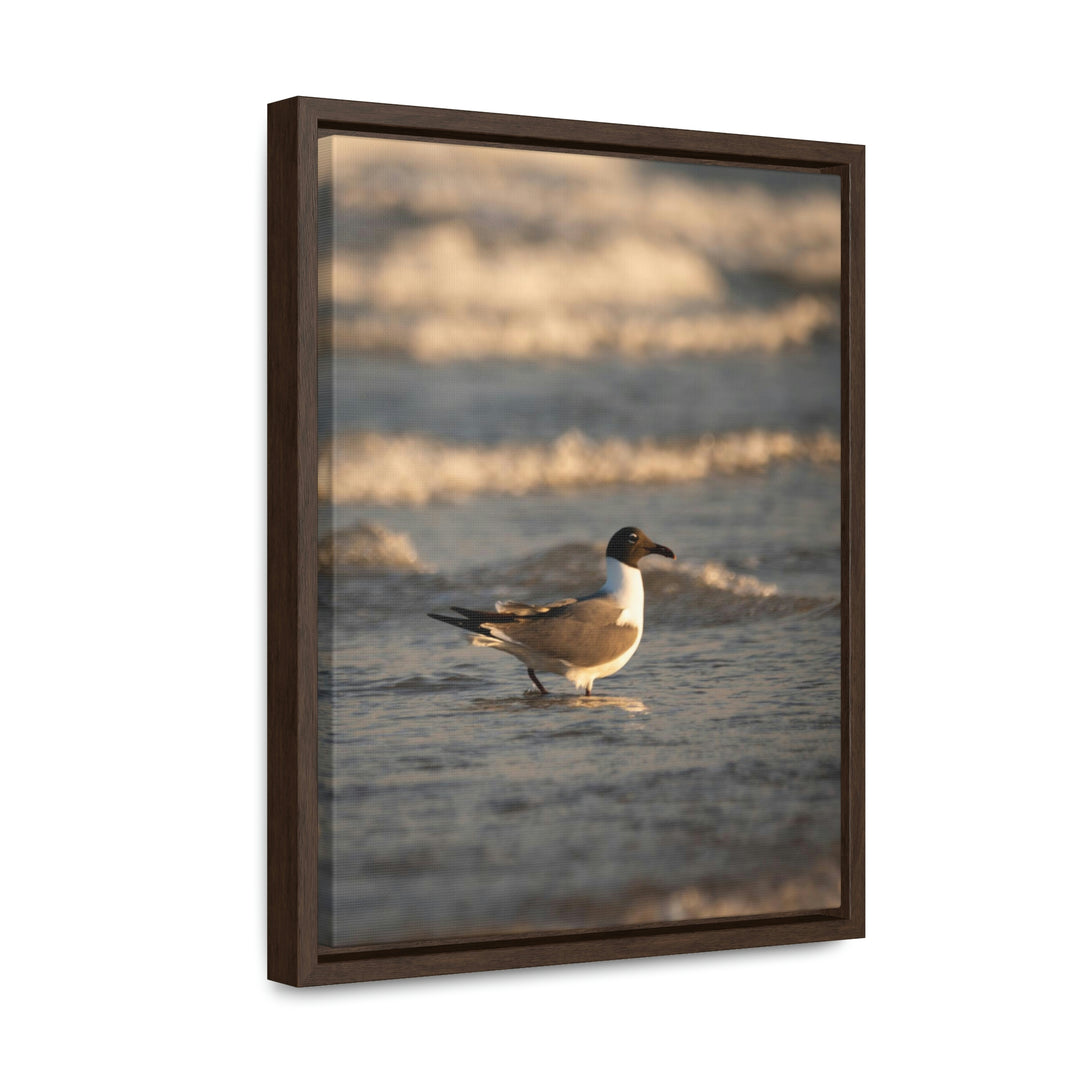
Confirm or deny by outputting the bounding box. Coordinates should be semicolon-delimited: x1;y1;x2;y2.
483;596;638;668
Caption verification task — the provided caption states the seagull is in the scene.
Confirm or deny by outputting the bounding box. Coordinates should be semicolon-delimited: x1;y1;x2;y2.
428;526;675;695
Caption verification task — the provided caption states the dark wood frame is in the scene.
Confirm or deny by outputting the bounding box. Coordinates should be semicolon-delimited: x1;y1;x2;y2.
268;96;865;986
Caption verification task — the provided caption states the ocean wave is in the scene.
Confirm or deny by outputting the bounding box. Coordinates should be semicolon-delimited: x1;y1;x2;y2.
319;428;840;505
323;535;832;630
647;556;778;598
328;296;835;363
617;855;840;924
472;541;781;600
320;136;839;364
332;226;724;313
323;136;840;285
317;521;427;570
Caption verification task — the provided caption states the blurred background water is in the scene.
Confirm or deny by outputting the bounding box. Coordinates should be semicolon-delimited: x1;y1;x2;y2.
317;136;841;947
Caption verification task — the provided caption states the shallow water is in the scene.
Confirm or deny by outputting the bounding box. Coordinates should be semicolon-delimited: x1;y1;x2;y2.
317;360;841;947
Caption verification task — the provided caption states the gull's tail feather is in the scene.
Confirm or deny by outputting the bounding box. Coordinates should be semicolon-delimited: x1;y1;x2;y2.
429;600;577;638
428;608;508;638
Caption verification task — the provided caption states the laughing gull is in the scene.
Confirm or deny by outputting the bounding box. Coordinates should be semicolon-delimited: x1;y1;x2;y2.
428;527;675;695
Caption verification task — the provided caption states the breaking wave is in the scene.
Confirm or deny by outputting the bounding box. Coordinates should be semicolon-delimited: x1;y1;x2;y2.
322;532;835;633
319;532;781;600
319;135;840;364
329;296;837;364
322;136;841;288
493;544;790;623
319;428;840;506
499;541;780;599
317;521;426;570
646;555;778;598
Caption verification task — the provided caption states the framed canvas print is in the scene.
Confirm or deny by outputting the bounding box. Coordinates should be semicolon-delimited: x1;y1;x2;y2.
268;97;864;986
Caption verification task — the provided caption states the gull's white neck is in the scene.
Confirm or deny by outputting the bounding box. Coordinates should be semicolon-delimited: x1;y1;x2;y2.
601;556;645;627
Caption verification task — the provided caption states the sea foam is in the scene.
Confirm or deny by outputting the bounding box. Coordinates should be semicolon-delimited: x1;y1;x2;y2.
320;135;840;364
318;428;840;506
317;521;426;570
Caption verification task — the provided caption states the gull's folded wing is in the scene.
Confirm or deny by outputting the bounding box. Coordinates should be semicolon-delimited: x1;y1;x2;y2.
484;596;638;669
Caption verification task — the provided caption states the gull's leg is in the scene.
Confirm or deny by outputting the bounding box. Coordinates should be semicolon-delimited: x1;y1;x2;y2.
527;669;548;694
584;684;592;696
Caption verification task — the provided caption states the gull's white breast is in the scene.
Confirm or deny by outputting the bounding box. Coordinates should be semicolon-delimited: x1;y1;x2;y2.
601;557;645;629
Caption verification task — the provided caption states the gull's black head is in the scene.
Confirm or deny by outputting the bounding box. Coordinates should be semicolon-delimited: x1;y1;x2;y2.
605;527;676;568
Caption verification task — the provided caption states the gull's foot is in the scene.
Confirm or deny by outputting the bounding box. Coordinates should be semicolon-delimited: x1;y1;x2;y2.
527;669;548;694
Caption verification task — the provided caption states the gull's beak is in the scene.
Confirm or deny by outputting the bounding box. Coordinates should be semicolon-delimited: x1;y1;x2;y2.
649;543;675;560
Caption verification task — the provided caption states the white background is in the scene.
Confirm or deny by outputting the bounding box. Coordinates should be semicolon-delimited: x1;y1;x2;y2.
3;2;1077;1077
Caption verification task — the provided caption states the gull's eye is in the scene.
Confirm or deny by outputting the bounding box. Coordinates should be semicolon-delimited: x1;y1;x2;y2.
629;533;638;542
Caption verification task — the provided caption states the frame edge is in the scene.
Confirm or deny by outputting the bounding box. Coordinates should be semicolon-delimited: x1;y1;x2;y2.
268;97;320;986
267;98;866;986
